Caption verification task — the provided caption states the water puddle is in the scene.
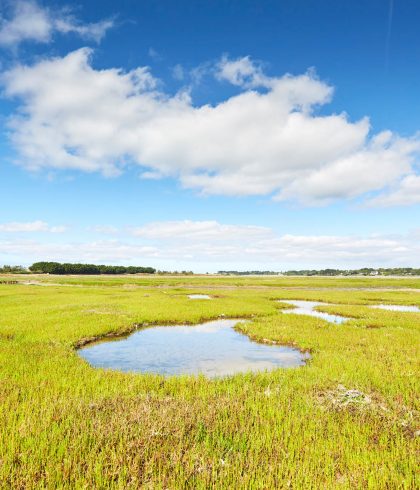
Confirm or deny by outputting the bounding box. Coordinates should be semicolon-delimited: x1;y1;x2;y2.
279;300;349;324
370;304;420;312
78;319;308;377
188;294;212;299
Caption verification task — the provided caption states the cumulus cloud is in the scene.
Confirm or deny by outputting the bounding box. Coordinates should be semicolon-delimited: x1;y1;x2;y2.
1;220;419;269
0;0;113;47
276;131;420;204
2;49;420;205
366;174;420;207
215;55;270;88
0;220;66;233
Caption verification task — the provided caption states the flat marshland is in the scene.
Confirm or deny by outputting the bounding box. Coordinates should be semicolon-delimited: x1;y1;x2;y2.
0;275;419;488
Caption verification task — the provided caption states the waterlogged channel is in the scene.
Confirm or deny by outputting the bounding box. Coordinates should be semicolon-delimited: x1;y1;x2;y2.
370;304;420;312
78;319;309;377
279;300;349;324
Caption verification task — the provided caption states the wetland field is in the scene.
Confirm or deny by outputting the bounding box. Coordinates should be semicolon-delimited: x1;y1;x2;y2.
0;274;419;488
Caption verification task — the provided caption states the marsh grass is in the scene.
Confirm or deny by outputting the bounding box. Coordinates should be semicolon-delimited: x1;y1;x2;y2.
0;276;418;488
3;272;420;289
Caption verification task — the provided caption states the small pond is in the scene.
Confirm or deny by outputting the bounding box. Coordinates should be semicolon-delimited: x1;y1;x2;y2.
188;294;212;300
370;304;420;312
279;300;349;324
78;319;309;377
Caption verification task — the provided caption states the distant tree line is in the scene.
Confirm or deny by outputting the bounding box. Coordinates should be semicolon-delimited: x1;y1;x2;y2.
28;262;156;275
219;268;420;276
2;264;420;276
0;265;28;274
283;268;358;276
156;270;195;275
218;270;279;275
282;268;420;276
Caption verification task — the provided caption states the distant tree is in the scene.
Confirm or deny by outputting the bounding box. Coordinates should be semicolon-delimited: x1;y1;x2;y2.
0;265;27;273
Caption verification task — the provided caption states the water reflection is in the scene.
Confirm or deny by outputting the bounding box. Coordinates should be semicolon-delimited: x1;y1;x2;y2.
79;319;308;377
279;300;348;324
370;304;420;312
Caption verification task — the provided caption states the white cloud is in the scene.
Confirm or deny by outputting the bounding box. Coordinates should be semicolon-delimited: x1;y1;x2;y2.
2;49;420;205
0;0;50;45
1;221;419;269
0;220;66;233
0;1;113;47
130;220;272;240
172;63;185;81
215;55;270;88
366;174;420;207
128;221;419;266
0;239;160;264
276;131;420;204
53;17;114;44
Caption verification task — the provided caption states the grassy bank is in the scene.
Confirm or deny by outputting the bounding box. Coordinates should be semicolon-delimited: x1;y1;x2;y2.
0;277;418;488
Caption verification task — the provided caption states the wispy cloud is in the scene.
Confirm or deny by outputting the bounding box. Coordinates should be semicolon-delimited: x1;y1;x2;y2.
1;220;418;269
172;64;185;81
0;220;66;233
147;47;162;61
130;220;272;241
0;0;114;47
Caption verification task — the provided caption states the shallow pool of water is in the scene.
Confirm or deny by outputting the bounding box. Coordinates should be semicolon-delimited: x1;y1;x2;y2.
188;294;212;299
279;300;349;324
370;304;420;312
78;319;308;377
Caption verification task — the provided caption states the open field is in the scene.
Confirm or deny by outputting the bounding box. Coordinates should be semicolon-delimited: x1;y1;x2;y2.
3;273;420;289
0;275;419;488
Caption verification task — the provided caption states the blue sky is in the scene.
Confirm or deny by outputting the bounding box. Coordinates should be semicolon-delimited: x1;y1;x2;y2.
0;0;419;272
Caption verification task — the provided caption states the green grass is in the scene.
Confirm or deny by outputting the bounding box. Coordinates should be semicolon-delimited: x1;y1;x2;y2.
0;276;419;488
4;272;420;288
